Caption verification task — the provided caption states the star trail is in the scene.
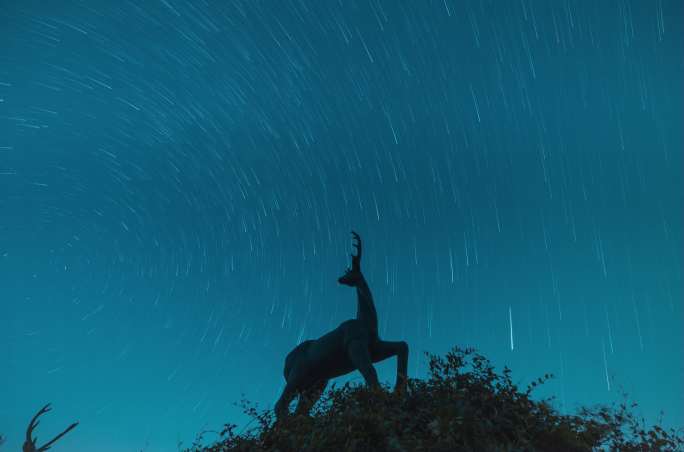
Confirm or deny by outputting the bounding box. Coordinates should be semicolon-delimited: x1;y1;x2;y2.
1;1;682;450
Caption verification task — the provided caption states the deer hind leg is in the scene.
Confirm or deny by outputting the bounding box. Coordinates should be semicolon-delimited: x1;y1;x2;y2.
275;382;297;420
277;341;312;419
294;379;328;416
371;340;409;393
347;339;380;388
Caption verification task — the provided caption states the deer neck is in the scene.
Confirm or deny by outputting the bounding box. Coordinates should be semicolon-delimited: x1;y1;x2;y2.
355;275;378;333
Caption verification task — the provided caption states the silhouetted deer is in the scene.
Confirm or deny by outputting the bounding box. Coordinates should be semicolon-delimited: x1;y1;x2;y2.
23;403;78;452
275;231;409;420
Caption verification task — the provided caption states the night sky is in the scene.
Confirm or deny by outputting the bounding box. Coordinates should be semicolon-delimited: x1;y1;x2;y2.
1;1;682;451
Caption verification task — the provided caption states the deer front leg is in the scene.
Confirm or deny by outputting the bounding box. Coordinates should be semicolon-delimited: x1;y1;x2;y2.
347;340;380;388
371;340;409;394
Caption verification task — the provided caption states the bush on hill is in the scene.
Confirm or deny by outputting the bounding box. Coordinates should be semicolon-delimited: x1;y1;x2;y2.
183;346;684;452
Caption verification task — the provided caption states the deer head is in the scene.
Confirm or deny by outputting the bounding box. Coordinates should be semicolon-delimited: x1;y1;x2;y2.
338;231;363;286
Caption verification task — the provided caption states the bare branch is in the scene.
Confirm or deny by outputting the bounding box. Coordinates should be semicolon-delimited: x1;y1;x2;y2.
23;404;78;452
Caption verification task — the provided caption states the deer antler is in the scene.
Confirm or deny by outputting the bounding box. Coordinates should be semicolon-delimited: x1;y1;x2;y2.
350;231;362;269
23;403;78;452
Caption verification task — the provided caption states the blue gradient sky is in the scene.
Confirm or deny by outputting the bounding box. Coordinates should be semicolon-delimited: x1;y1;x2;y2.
1;1;682;451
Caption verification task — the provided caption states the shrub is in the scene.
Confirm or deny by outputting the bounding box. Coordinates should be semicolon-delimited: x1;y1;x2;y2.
182;346;684;452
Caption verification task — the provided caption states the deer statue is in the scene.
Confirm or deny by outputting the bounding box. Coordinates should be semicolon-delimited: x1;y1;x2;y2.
274;231;409;420
23;403;78;452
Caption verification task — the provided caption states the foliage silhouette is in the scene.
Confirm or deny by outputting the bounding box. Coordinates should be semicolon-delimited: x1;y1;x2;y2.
182;346;683;452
